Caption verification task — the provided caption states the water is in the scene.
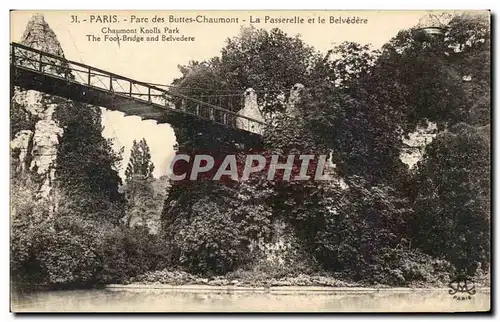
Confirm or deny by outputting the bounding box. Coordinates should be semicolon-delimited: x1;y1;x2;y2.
11;287;490;313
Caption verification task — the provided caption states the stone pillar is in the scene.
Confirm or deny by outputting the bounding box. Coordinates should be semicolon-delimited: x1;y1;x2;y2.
236;88;266;135
286;83;305;118
244;88;258;111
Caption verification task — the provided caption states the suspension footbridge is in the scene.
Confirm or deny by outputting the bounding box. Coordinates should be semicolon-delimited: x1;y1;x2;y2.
10;42;265;143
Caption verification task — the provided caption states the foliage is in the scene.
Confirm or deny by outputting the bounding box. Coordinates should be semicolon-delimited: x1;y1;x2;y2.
120;176;160;228
11;180;52;284
299;13;490;185
163;181;274;275
95;225;168;283
162;26;319;274
11;176;166;286
129;269;199;285
311;178;424;284
54;104;125;225
11;205;167;286
169;26;319;116
10;95;38;137
410;123;490;274
11;186;102;286
120;139;162;230
297;41;409;185
159;15;491;283
35;228;101;285
256;92;436;285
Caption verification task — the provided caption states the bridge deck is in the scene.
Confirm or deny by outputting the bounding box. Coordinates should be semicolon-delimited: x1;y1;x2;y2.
10;42;264;142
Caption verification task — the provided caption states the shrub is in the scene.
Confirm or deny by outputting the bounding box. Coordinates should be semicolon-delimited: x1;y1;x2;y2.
11;216;101;286
96;225;169;284
171;199;254;274
162;177;275;276
411;123;490;273
11;186;168;286
36;229;101;285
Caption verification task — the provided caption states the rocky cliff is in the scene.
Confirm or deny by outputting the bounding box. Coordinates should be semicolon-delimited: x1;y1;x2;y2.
11;14;70;201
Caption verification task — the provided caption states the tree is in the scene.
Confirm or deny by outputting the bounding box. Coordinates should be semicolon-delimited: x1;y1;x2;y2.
55;102;125;225
444;12;490;126
162;180;274;275
162;25;413;276
10;13;154;287
121;138;158;228
410;123;490;274
168;26;319;118
125;138;155;183
372;12;490;131
296;41;409;186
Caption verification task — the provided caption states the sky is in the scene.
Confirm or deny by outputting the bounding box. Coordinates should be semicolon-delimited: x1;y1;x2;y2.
10;10;434;178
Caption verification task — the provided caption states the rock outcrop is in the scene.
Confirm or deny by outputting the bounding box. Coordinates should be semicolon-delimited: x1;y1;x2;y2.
286;83;305;117
11;14;67;200
400;122;438;169
235;83;305;134
20;14;65;56
236;88;266;135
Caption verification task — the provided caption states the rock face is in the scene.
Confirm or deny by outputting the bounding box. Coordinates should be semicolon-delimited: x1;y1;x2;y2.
20;14;65;56
236;88;266;135
10;130;33;173
250;220;293;265
400;122;437;169
11;14;67;200
286;83;305;117
235;83;305;134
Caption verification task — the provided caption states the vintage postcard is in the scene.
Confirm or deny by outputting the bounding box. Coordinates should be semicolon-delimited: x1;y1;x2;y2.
9;10;491;313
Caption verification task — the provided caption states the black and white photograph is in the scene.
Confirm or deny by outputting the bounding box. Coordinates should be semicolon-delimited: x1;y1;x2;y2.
8;9;492;312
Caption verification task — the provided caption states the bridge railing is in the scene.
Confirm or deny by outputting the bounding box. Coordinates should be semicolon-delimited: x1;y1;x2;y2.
10;42;266;134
